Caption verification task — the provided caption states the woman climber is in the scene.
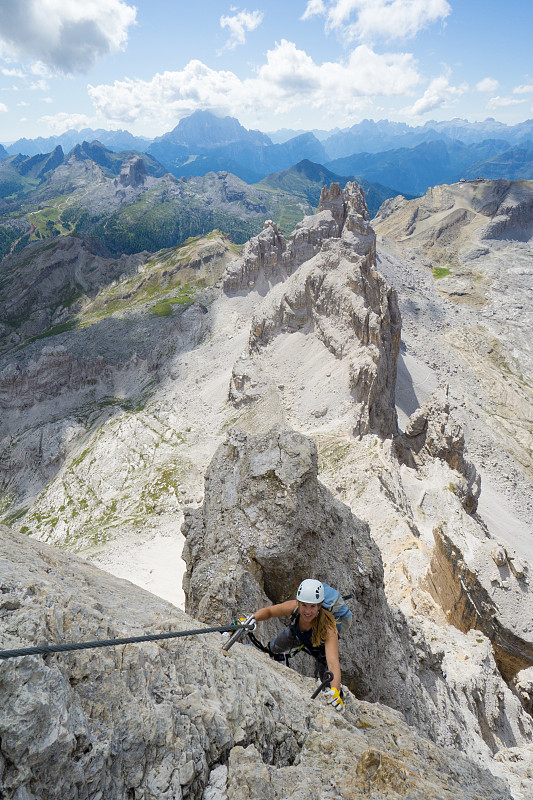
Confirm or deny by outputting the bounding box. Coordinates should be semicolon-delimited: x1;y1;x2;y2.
253;578;348;713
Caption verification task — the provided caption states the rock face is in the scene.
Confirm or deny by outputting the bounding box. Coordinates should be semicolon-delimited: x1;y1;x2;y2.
426;522;533;681
0;345;114;409
0;525;516;800
181;426;533;797
395;386;481;513
116;155;148;188
0;235;148;353
222;220;288;293
225;183;400;438
182;426;404;702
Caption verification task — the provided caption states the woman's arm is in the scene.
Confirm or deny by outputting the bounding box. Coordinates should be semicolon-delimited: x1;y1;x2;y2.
324;628;341;691
254;599;297;622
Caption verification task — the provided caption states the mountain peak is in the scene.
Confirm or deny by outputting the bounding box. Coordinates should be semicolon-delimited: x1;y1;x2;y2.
162;110;272;149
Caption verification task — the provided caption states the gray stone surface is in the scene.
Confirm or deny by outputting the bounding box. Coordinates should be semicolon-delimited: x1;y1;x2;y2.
0;524;516;800
227;182;400;438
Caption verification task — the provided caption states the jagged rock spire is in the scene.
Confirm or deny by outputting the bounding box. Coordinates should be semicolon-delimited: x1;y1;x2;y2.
319;181;370;232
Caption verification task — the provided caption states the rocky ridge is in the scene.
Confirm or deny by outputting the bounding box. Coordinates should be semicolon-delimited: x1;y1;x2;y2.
227;182;400;438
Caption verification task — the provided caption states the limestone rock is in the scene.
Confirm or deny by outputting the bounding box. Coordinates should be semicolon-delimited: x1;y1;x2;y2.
395;386;481;512
0;345;113;410
426;523;533;680
116;155;148;188
222;220;288;294
228;183;401;438
492;545;508;567
319;180;369;228
372;194;409;226
222;181;373;298
182;427;419;704
0;524;514;800
282;209;339;267
512;667;533;715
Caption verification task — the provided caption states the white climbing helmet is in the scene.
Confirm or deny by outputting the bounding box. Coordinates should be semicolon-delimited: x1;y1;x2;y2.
296;579;324;604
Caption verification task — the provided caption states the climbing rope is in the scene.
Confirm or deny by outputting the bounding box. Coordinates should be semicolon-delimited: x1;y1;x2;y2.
0;622;241;661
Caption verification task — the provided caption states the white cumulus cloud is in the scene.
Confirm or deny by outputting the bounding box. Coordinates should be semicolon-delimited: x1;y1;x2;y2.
302;0;451;41
39;111;95;133
88;61;246;128
301;0;326;19
403;75;467;116
513;84;533;94
30;79;49;92
2;67;26;78
220;9;264;50
0;101;7;112
476;77;499;93
0;0;136;73
257;40;419;108
487;95;525;109
87;41;420;132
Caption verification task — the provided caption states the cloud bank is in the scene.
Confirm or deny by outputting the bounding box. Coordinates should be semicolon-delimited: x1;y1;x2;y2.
0;0;136;73
302;0;451;41
87;39;420;131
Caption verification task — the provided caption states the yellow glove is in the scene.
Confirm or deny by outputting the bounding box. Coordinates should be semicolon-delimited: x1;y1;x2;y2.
324;687;345;714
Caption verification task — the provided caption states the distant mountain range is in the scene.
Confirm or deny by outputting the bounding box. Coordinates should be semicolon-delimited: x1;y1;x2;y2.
3;110;533;229
3;111;533;199
5;113;533;159
256;159;412;212
325;138;533;196
3;129;152;157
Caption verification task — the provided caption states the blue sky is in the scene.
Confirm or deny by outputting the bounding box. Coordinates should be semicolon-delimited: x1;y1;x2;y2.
0;0;532;143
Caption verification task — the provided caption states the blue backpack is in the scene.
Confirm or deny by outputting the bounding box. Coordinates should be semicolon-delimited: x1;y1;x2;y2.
322;583;353;632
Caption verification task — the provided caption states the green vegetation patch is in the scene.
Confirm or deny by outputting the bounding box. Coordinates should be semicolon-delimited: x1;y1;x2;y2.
29;204;74;239
151;288;195;316
28;319;77;342
152;301;173;317
432;266;451;279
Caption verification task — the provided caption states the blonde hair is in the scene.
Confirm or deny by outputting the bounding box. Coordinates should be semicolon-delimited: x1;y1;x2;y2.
299;604;337;648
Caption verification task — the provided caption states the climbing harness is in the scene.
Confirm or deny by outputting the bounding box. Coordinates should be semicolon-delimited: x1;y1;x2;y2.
0;622;242;661
222;618;333;699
